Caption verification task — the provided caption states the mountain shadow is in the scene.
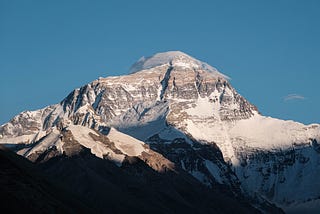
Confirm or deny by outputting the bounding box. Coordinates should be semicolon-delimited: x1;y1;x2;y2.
36;146;259;214
0;145;92;214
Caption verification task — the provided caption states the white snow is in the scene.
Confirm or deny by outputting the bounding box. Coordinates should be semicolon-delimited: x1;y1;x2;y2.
173;61;196;69
182;96;320;166
67;125;148;164
181;92;238;163
185;96;217;118
129;51;228;79
185;118;237;164
24;128;62;157
0;133;39;144
76;103;92;114
110;101;168;141
68;125;125;164
229;115;320;150
237;142;320;208
107;127;147;156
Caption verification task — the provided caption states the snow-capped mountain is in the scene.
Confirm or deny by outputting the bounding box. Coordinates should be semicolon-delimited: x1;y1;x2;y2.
1;51;319;213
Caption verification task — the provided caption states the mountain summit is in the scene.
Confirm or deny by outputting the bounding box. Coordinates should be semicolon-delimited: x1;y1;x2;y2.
129;51;229;79
0;51;320;213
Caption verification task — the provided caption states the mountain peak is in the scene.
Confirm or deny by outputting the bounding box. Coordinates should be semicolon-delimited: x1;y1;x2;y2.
129;51;229;79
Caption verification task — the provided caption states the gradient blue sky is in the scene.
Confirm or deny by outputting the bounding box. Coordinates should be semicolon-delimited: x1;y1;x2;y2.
1;0;319;125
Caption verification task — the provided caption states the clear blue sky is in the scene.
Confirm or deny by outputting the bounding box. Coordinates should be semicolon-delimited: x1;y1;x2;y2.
1;0;319;125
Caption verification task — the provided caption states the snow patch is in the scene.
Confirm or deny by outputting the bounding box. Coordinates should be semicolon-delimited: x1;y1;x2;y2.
68;125;125;163
107;127;147;156
185;96;217;118
24;128;62;157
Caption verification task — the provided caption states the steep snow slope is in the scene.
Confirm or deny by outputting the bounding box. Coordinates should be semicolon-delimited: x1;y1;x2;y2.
0;51;319;212
229;115;320;150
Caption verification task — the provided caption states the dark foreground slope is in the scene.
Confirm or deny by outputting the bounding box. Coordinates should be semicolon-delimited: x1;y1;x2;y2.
0;146;91;213
39;147;260;214
0;145;259;214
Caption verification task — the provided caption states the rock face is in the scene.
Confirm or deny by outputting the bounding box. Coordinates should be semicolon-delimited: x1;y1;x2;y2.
1;51;319;213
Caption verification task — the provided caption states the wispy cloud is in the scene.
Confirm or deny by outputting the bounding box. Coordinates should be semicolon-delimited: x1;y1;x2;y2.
283;94;306;101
